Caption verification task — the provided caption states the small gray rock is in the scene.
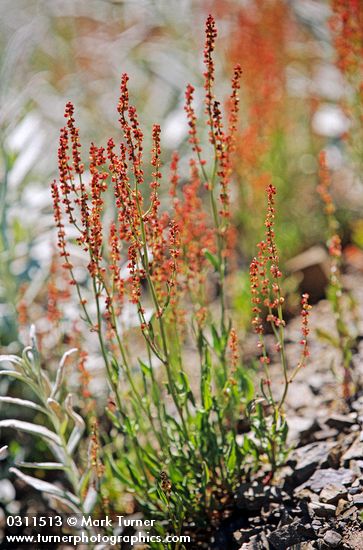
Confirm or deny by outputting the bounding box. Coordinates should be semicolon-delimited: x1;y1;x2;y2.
325;414;357;430
352;493;363;506
342;437;363;464
287;416;318;444
314;428;339;441
320;483;348;504
298;468;356;493
311;519;322;532
267;520;315;549
308;501;336;518
288;441;337;483
323;530;342;547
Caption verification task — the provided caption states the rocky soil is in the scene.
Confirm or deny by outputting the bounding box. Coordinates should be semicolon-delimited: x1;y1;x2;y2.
215;272;363;550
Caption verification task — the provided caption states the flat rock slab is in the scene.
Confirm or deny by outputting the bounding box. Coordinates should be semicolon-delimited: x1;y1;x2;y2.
325;414;358;430
288;441;337;483
342;437;363;464
308;501;336;518
323;530;342;547
267;519;315;549
287;416;318;444
296;468;356;494
352;493;363;506
319;483;348;504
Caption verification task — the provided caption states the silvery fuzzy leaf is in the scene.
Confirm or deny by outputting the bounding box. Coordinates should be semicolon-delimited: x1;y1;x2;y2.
10;467;80;508
0;355;23;371
0;446;8;460
0;396;47;414
51;348;78;399
16;461;66;470
83;486;98;513
0;419;61;446
65;394;85;455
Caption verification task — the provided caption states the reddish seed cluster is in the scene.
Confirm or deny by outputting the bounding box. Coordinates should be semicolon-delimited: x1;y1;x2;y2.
185;84;202;157
204;14;218;131
317;151;336;216
228;327;239;370
227;65;243;153
171;158;216;290
299;293;311;361
250;184;284;337
77;350;92;399
51;180;74;274
251;185;312;377
317;151;342;259
52;15;243;366
330;0;363;78
52;72;184;341
329;0;363;150
185;15;242;223
328;234;342;259
90;422;105;479
65;102;84;175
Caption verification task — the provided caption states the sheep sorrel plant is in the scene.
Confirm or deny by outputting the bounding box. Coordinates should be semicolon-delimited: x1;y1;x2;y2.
248;183;311;476
49;14;249;536
316;150;357;399
0;14;312;547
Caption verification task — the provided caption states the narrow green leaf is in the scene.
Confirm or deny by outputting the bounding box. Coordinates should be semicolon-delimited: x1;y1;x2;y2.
316;328;340;348
210;324;221;354
204;249;220;271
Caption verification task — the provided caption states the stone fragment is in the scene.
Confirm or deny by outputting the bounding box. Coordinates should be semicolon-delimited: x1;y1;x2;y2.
325;414;357;430
297;468;356;494
341;505;358;520
285;246;329;303
308;501;336;518
342;437;363;465
288;441;337;483
351;395;363;412
311;519;322;532
319;483;348;504
247;533;269;549
267;520;315;549
323;530;342;547
313;428;338;441
336;498;350;516
295;487;319;501
287;416;318;444
352;493;363;506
